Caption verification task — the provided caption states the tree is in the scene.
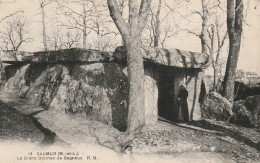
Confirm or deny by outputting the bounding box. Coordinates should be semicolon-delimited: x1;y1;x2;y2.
0;15;31;51
223;0;244;103
39;0;51;51
207;17;228;91
142;0;180;48
0;10;23;24
107;0;151;132
0;1;23;24
56;0;93;49
184;0;225;53
150;0;162;47
171;0;226;93
47;26;81;50
88;0;118;51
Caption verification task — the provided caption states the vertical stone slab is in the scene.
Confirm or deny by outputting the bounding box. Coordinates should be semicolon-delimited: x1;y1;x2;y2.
186;70;202;121
144;64;159;125
201;69;209;94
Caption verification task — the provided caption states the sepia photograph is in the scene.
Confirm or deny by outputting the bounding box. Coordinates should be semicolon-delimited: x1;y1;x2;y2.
0;0;259;162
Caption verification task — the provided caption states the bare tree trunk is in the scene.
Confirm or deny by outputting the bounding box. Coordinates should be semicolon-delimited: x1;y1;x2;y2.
200;0;209;54
124;37;145;132
210;18;228;92
223;0;243;103
198;0;210;95
107;0;150;133
153;29;159;47
82;4;87;49
83;26;87;49
118;0;125;46
213;50;221;91
153;0;161;47
213;65;218;91
41;3;48;51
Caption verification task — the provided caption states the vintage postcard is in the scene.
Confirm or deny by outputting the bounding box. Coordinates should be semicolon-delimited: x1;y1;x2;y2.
0;0;259;162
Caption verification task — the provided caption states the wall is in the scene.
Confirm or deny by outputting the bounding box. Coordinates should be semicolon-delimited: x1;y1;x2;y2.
186;69;203;121
144;63;159;125
0;59;203;130
1;62;129;131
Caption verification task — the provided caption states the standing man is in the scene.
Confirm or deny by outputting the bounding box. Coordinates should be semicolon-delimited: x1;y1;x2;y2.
178;84;189;122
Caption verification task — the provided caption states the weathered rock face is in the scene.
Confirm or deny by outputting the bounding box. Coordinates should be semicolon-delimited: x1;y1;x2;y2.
144;63;159;125
0;51;34;62
60;63;128;131
26;64;65;108
201;92;233;121
1;62;129;131
244;96;260;128
1;47;210;69
186;70;203;121
0;49;113;63
3;64;30;95
115;46;211;69
232;96;260;128
232;100;256;127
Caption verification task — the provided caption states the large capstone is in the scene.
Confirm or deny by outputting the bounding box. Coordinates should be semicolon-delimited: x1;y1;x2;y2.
115;46;211;69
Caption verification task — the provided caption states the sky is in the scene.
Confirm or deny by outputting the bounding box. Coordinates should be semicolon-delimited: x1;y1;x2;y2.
0;0;259;75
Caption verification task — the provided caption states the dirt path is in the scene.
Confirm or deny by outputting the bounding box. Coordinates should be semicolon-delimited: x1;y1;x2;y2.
0;92;259;162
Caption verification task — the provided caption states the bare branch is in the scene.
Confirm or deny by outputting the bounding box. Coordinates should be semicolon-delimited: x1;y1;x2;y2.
107;0;129;37
138;0;152;31
0;16;31;51
192;11;203;18
0;10;23;24
235;0;243;11
55;0;82;16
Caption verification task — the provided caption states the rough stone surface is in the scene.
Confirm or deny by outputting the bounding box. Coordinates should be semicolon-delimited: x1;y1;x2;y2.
1;48;113;64
26;64;65;108
186;70;203;121
59;63;128;131
201;92;233;121
0;47;210;130
115;46;211;69
0;51;34;62
1;47;210;69
232;96;260;128
3;64;30;95
232;100;257;128
1;62;129;131
144;64;159;125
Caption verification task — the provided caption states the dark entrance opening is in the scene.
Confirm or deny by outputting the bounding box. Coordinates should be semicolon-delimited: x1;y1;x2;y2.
158;66;178;122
